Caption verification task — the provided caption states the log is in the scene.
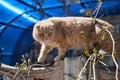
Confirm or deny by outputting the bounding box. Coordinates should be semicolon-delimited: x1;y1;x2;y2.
97;68;120;80
0;61;64;80
0;56;120;80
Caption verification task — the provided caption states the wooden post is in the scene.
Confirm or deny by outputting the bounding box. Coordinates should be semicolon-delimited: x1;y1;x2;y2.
64;55;87;80
64;56;120;80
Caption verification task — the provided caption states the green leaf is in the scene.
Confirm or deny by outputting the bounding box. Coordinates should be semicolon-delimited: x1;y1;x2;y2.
20;63;27;70
15;62;19;68
114;49;117;54
98;0;102;2
28;58;31;67
93;48;98;55
20;55;28;70
84;48;90;57
99;52;106;60
79;31;88;40
102;33;106;41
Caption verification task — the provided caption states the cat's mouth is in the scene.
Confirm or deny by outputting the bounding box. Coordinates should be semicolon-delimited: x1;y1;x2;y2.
44;39;51;42
44;38;53;43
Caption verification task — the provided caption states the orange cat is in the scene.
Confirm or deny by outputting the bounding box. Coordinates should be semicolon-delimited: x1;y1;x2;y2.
32;17;120;62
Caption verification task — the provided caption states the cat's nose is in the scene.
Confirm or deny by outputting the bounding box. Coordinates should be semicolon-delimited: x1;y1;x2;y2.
45;37;48;40
45;36;50;41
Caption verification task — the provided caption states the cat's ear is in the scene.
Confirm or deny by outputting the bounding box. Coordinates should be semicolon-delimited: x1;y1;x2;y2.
95;25;102;34
51;20;64;27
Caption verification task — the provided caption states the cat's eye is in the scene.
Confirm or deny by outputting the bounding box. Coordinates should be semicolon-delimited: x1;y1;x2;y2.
36;26;40;29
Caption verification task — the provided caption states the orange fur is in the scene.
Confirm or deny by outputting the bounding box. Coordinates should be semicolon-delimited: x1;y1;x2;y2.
32;17;120;62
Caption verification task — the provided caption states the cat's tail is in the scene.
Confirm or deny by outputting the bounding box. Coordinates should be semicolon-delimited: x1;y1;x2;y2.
94;18;115;29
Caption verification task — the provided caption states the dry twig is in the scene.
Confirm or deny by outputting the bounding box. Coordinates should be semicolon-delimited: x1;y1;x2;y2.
92;54;96;80
106;28;119;80
77;55;92;80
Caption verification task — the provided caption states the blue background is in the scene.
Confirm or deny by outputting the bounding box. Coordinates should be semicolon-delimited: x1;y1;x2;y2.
0;0;120;65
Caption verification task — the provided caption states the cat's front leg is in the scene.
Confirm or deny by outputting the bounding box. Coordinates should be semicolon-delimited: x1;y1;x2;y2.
38;44;53;62
54;47;67;61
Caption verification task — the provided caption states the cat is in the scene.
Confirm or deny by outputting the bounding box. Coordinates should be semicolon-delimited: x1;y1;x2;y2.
32;17;120;63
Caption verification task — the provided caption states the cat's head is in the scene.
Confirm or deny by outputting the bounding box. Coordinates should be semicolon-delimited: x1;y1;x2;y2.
33;20;56;43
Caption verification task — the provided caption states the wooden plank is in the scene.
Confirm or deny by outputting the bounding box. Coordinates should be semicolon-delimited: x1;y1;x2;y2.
50;61;64;80
96;68;120;80
64;55;87;80
0;61;64;80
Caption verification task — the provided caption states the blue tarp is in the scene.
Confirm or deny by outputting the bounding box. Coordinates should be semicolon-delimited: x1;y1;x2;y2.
0;0;120;65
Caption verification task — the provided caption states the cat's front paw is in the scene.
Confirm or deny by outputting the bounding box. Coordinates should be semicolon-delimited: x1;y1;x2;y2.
37;57;45;63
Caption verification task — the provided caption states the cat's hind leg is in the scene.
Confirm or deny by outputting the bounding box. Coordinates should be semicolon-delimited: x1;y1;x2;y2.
54;47;67;61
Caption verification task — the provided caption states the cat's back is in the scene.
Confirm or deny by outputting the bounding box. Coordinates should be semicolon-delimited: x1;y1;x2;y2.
49;17;93;23
49;17;113;27
49;17;94;48
48;17;116;48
